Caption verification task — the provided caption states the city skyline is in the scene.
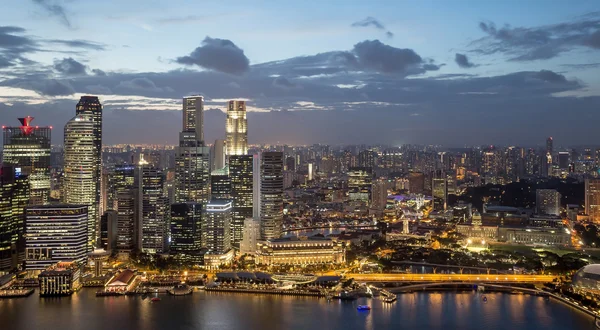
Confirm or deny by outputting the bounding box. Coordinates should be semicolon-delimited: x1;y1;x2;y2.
0;2;599;146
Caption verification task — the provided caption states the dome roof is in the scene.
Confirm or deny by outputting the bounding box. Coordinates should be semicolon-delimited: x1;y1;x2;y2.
572;264;600;291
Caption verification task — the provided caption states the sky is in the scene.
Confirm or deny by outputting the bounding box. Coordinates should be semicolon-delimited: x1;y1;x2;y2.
0;0;599;147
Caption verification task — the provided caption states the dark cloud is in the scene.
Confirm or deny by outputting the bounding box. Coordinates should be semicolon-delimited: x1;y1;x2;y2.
272;76;300;90
53;57;87;75
175;36;250;75
116;77;173;93
351;17;394;39
352;40;436;75
85;84;112;94
92;69;107;76
473;13;600;61
0;54;13;68
533;70;567;83
560;62;600;69
31;0;72;28
455;53;476;68
15;79;75;96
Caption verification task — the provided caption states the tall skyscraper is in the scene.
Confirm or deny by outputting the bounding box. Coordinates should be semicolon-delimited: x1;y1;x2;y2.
25;205;88;270
211;139;226;171
183;96;204;144
253;153;261;219
229;155;253;246
175;97;210;204
63;113;98;249
2;116;51;205
536;189;561;216
137;158;169;254
226;100;248;156
260;152;284;240
203;200;232;254
0;166;29;272
585;178;600;223
170;202;203;263
112;165;136;254
75;96;102;230
211;167;231;200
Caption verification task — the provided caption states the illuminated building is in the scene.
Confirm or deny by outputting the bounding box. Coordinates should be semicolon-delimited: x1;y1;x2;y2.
183;95;204;144
585;178;600;223
239;218;260;255
137;159;169;254
112;165;136;254
255;236;345;266
63;113;98;249
211;167;231;200
39;262;82;296
2;116;51;205
348;167;372;202
253;154;261;219
371;178;392;213
170;202;203;263
260;152;284;240
0;166;29;272
175;97;210;204
225;100;248;156
536;189;561;216
203;200;232;255
229;155;253;245
358;150;376;169
25;205;88;270
573;265;600;294
211;139;226;171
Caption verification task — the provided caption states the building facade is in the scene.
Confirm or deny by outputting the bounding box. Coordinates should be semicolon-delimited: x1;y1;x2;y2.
255;237;345;266
170;202;203;262
39;262;82;296
203;200;232;254
536;189;561;216
226;100;248;156
137;162;169;254
585;178;600;223
0;166;29;272
229;155;253;246
25;205;88;270
2;116;51;205
260;152;284;240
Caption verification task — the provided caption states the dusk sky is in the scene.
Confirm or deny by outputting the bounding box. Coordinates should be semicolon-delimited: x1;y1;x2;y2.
0;0;599;146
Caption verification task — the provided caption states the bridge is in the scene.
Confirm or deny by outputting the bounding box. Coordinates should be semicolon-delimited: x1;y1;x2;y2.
385;282;545;294
344;273;556;283
284;224;377;232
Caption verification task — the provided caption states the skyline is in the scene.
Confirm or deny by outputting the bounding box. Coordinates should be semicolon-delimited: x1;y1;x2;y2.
0;1;599;146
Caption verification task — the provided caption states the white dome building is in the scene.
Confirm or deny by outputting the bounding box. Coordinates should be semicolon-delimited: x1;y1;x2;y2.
572;264;600;291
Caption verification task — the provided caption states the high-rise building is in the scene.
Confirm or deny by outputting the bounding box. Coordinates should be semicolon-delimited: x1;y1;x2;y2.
25;205;88;270
2;116;51;205
75;96;102;239
536;189;561;216
170;202;203;263
63;113;98;250
558;152;570;170
203;200;232;254
211;139;226;171
183;96;204;144
240;218;261;255
112;165;136;254
253;153;261;219
100;210;117;252
348;167;372;202
585;178;600;223
0;166;29;271
358;150;376;170
546;137;553;155
175;97;210;204
226;100;248;156
137;159;169;254
210;167;231;200
260;152;284;240
229;155;253;246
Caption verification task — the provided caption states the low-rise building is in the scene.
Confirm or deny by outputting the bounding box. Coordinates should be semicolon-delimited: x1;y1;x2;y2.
255;236;345;266
104;269;137;293
39;262;81;296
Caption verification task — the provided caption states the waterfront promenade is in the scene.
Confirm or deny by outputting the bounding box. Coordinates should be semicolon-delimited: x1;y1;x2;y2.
345;273;556;283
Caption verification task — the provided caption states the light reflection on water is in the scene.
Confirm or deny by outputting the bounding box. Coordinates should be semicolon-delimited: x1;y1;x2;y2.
0;289;595;330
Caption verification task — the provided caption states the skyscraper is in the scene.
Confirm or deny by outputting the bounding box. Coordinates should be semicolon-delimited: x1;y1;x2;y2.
0;166;29;272
226;100;248;156
175;97;210;204
229;155;253;245
260;152;284;240
585;178;600;223
138;158;169;254
113;165;136;254
63;113;98;250
2;116;51;205
211;139;226;171
210;167;231;200
75;96;102;229
183;96;204;144
25;205;88;270
170;202;203;263
203;200;232;254
536;189;561;216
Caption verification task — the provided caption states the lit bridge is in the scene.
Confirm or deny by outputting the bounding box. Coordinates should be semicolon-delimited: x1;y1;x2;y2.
284;225;377;232
344;273;556;284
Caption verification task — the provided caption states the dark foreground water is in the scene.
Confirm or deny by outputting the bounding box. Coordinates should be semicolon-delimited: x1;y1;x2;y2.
0;289;595;330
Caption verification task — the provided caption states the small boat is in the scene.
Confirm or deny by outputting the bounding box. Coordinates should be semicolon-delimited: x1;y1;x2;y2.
357;305;371;311
482;296;487;302
151;297;161;302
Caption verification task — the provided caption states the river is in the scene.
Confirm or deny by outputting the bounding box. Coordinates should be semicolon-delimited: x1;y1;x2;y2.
0;289;595;330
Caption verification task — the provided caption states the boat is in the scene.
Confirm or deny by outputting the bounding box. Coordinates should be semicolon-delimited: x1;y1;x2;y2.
482;296;487;302
383;296;397;303
151;297;161;302
357;305;371;311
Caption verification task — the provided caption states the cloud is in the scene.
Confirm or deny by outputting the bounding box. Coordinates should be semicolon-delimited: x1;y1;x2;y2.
116;77;173;93
272;76;300;90
175;36;250;75
473;13;600;61
85;84;112;94
156;15;207;24
351;40;437;75
92;69;107;76
46;39;106;51
351;17;394;39
15;79;75;96
560;62;600;69
53;57;87;75
455;53;476;68
31;0;72;28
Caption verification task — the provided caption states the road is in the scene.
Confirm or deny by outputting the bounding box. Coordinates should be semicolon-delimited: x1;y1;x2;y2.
344;273;556;283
